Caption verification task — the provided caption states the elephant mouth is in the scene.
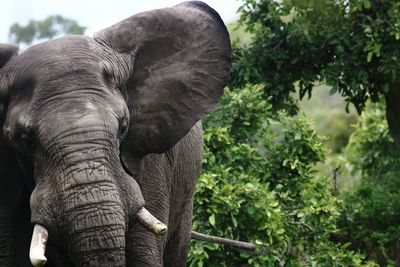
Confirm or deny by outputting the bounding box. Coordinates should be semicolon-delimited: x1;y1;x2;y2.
29;207;167;267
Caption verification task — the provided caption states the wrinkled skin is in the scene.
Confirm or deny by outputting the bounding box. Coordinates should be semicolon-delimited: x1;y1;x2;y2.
0;2;231;267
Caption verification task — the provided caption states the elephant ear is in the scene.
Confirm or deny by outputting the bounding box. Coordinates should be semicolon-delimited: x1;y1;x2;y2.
0;44;18;69
0;44;19;116
0;44;21;207
94;1;231;173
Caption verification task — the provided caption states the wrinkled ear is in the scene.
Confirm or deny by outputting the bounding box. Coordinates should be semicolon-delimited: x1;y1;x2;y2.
0;44;21;207
0;44;19;116
94;1;231;174
0;44;18;69
0;43;19;125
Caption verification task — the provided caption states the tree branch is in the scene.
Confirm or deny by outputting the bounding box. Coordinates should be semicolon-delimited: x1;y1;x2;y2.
191;231;257;252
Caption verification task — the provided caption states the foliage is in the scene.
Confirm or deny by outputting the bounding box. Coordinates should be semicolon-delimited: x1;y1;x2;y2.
231;0;400;114
9;15;86;45
189;84;373;266
337;100;400;266
229;3;400;262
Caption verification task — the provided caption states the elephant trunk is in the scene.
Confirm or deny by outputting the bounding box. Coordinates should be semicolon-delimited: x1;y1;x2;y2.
61;180;128;267
68;224;126;267
29;137;160;266
30;163;134;267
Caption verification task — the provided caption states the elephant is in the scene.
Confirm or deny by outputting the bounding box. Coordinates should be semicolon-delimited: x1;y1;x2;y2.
0;1;231;266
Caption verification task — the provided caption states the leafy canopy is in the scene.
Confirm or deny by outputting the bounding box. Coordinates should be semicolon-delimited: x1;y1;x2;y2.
231;0;400;114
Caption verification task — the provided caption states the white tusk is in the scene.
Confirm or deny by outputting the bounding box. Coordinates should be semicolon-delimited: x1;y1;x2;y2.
136;207;167;236
29;224;48;267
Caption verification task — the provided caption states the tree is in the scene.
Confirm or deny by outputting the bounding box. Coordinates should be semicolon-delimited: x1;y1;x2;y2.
9;15;86;45
189;84;374;266
231;0;400;143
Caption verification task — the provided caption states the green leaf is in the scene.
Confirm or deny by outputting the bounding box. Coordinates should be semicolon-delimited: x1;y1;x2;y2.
276;228;285;234
208;213;216;226
363;0;371;9
367;52;373;63
231;215;238;227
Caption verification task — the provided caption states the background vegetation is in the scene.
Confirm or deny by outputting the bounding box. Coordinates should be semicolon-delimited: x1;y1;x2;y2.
190;0;400;266
189;85;372;266
6;0;400;266
8;15;85;46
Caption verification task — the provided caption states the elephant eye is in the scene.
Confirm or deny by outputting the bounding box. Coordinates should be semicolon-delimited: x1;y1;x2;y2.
18;130;35;152
118;119;129;139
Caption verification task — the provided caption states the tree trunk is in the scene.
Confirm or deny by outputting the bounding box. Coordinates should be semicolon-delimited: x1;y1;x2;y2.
385;88;400;149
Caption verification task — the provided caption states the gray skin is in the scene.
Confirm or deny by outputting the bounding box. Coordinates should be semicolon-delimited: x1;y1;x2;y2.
0;2;231;267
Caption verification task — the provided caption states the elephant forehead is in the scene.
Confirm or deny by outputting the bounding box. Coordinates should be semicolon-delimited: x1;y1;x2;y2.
10;36;102;82
21;35;95;63
41;100;116;125
36;105;119;143
85;101;98;111
1;36;106;103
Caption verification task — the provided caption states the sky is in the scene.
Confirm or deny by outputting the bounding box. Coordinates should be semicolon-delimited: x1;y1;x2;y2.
0;0;241;43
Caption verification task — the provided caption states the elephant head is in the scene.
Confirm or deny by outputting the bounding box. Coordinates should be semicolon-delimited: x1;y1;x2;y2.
0;2;231;266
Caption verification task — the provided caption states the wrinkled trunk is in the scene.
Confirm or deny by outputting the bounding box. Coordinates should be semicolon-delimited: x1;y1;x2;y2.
31;159;132;267
61;180;127;267
29;120;148;266
0;206;12;266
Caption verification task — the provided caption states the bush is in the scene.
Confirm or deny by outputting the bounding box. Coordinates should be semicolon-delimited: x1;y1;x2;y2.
189;84;373;266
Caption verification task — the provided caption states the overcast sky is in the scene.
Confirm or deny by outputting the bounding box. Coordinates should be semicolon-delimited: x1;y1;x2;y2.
0;0;241;43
